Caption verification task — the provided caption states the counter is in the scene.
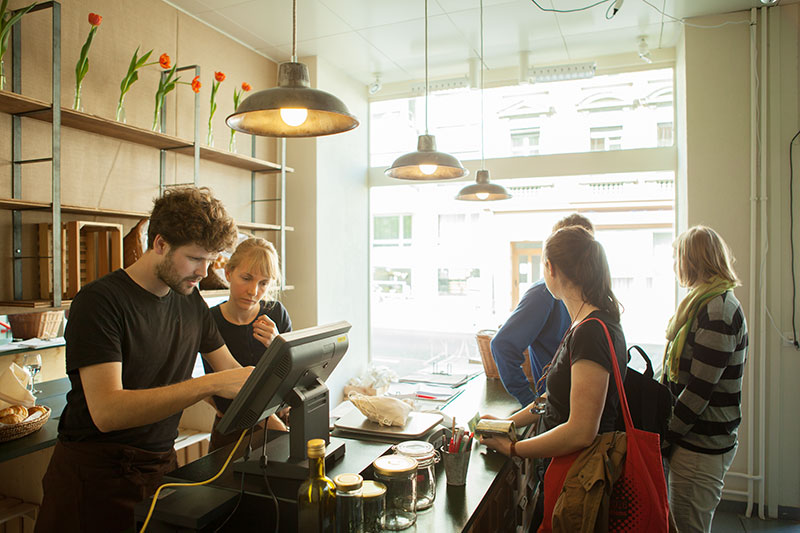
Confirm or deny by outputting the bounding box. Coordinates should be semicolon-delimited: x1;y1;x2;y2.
162;376;534;532
0;378;69;463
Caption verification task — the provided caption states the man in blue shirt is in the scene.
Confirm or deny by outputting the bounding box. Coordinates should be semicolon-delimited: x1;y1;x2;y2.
491;214;595;406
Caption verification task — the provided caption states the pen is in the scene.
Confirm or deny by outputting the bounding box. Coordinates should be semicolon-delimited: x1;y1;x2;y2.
416;394;436;400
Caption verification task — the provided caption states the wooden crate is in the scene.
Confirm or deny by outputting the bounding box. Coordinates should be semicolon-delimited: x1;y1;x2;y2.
38;221;123;299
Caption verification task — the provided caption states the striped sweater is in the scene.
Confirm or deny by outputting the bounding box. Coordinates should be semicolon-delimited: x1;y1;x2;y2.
666;291;748;454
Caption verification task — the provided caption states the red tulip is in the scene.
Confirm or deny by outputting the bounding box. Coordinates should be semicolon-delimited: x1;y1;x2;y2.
191;76;201;93
214;71;226;82
241;82;251;92
159;53;171;69
88;13;102;26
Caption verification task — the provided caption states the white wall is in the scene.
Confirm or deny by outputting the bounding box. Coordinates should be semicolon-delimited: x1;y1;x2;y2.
282;57;370;405
679;6;800;514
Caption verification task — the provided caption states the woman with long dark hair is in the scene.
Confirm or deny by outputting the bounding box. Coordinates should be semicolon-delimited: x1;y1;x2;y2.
480;226;627;528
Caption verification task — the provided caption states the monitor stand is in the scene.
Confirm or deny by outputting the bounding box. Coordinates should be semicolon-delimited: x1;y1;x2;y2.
232;378;346;480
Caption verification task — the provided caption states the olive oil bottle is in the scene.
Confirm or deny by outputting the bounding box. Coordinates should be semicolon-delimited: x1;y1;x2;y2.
297;439;336;532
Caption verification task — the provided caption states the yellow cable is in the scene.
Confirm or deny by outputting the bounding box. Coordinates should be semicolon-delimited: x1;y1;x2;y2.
139;429;248;533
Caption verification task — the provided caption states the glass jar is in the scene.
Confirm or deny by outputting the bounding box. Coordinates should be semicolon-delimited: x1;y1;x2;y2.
361;480;386;533
393;440;439;510
372;455;418;530
334;473;364;533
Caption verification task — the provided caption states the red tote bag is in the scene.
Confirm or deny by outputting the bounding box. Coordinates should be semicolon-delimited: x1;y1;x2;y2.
539;318;669;533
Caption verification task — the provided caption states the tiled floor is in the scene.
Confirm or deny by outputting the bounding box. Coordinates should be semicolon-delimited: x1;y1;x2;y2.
712;510;800;532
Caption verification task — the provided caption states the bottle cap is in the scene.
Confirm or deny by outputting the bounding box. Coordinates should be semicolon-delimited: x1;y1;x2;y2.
361;480;387;499
334;473;363;491
372;454;417;476
307;438;326;458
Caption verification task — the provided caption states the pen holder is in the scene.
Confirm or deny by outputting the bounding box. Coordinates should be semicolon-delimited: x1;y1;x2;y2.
440;445;470;486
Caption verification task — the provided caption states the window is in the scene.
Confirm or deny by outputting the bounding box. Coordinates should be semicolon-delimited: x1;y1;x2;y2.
372;267;412;298
590;126;623;151
657;122;673;147
438;268;481;296
373;215;412;247
369;172;675;377
510;127;541;155
369;68;674;164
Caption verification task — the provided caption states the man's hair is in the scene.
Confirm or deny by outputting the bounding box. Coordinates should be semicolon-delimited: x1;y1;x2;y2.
552;213;594;234
147;187;237;253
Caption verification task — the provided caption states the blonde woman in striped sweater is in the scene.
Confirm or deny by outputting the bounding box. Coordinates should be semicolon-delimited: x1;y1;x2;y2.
663;226;748;533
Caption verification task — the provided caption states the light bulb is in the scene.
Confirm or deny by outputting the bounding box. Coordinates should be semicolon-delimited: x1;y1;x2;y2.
280;108;308;127
419;164;437;175
476;192;490;200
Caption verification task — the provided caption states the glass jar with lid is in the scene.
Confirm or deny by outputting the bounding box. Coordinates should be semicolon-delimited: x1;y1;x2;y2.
372;455;418;530
393;440;439;510
361;480;386;533
334;473;364;533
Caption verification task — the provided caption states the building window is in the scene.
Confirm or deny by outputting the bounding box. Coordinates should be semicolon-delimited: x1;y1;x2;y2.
373;215;412;247
590;126;623;151
437;213;479;242
510;127;541;155
372;267;412;298
657;122;673;147
437;268;480;296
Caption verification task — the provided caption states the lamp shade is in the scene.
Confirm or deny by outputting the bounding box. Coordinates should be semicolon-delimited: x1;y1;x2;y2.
456;169;511;201
226;62;359;138
385;134;469;180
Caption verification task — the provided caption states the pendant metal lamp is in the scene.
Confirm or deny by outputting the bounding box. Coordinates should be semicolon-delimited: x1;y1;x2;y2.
456;0;510;201
384;0;468;180
226;0;359;138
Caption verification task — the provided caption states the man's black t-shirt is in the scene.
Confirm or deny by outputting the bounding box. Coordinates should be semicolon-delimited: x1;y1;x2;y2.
539;310;628;435
58;269;225;452
203;300;292;413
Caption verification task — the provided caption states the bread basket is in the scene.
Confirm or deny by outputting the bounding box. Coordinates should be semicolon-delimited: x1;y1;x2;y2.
0;406;51;443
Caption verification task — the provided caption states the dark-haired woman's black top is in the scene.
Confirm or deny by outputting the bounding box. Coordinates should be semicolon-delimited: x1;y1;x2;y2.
538;310;628;434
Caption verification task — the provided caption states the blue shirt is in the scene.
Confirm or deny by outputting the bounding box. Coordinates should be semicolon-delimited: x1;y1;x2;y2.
490;280;571;406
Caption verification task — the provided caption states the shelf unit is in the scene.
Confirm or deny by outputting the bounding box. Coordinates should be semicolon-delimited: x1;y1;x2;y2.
0;2;294;312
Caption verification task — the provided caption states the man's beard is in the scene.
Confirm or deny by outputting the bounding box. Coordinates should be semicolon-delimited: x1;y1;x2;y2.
155;251;202;295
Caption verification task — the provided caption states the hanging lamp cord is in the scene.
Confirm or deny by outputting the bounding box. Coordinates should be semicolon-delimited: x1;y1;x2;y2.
480;0;485;169
424;0;429;135
292;0;298;62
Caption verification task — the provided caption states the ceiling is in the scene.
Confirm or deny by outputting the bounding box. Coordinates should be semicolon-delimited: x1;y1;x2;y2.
165;0;788;86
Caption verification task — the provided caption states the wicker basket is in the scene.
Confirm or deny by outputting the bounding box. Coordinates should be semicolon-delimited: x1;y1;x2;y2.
0;406;50;443
475;329;534;383
8;311;64;340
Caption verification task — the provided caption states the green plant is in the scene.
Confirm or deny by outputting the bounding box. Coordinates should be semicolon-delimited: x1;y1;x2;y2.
0;0;37;90
115;46;153;121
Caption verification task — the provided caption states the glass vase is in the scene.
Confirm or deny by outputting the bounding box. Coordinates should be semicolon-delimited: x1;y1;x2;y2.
115;99;126;123
207;125;214;147
0;60;6;91
73;84;83;112
152;104;162;132
228;130;236;152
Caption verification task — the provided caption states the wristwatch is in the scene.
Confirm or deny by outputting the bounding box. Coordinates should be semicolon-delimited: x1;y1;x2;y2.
509;441;517;457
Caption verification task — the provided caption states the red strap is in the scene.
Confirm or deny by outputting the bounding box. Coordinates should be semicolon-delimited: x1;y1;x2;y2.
573;318;634;432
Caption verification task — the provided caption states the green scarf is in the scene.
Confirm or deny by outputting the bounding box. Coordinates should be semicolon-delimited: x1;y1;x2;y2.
663;276;736;383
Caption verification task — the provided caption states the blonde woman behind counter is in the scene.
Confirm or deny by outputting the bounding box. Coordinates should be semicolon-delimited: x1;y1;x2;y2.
202;238;293;451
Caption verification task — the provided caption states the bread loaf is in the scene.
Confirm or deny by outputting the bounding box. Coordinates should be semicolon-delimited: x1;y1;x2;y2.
28;405;48;417
0;405;28;419
0;413;25;424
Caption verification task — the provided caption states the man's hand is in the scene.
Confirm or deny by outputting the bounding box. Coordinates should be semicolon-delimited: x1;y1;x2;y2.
253;315;278;348
213;366;254;399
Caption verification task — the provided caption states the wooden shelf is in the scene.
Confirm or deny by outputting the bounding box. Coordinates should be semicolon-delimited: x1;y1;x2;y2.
0;90;292;172
0;198;148;219
237;221;294;232
0;301;70;315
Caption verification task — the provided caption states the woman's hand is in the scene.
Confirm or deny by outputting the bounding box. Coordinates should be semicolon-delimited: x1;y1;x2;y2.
480;413;499;421
480;434;512;456
253;314;278;347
